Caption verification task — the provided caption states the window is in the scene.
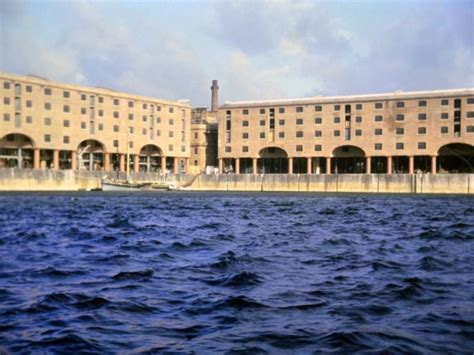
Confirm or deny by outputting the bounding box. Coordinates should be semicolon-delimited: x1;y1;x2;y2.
334;104;340;111
418;100;426;107
169;119;174;125
142;115;147;122
44;88;52;95
334;117;340;124
418;127;426;135
375;102;383;109
396;101;405;108
26;85;32;93
242;120;249;127
26;116;32;124
241;146;248;153
315;117;322;124
440;126;448;134
81;122;86;129
314;144;322;152
25;100;32;108
260;108;265;114
44;103;51;110
80;108;86;115
375;128;383;135
314;130;322;137
3;82;10;89
129;127;134;134
259;120;265;126
467;111;474;118
63;105;70;113
296;131;303;138
81;94;86;101
156;106;161;112
279;119;285;126
113;125;119;132
279;107;285;114
3;97;10;105
355;104;362;110
156;129;161;136
396;127;404;135
296;107;304;113
113;98;119;105
156;117;161;123
396;114;404;121
355;129;362;136
113;112;119;119
279;132;285;138
418;113;427;121
44;117;51;125
467;126;474;133
396;143;404;150
296;145;303;152
15;84;21;96
128;101;134;108
169;107;174;113
334;130;340;137
467;98;474;104
441;113;449;119
63;91;70;98
3;113;10;121
194;132;198;139
89;96;95;106
142;128;147;135
242;132;249;139
61;136;69;144
242;109;249;115
113;140;119;148
355;116;362;123
142;103;147;109
44;134;51;142
375;143;382;150
129;113;134;120
417;142;426;149
63;120;70;127
315;105;322;112
259;132;265;139
375;115;383;122
441;99;449;106
225;146;231;153
169;131;174;138
296;118;303;125
98;97;104;104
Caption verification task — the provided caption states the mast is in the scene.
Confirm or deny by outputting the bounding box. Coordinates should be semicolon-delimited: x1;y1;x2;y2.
126;127;130;181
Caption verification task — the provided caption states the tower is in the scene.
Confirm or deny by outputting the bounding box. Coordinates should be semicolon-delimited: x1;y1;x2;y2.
210;80;219;112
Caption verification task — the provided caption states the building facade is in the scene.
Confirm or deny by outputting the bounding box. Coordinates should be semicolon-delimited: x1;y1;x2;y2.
218;89;474;174
190;107;218;174
0;72;191;173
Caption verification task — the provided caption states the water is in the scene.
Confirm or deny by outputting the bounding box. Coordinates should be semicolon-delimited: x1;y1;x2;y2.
0;192;473;354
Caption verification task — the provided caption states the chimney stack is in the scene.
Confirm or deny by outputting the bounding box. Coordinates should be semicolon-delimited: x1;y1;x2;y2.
210;80;219;112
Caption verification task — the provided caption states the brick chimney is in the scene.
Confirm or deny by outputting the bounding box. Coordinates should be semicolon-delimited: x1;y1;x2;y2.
210;80;219;112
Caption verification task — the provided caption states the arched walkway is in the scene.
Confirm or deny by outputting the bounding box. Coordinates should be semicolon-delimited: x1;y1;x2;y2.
332;145;366;173
438;143;474;173
77;139;106;171
139;144;163;172
258;147;288;174
0;133;36;168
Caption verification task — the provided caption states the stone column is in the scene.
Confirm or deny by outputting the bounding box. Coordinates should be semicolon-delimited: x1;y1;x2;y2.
161;156;166;173
34;148;41;169
307;157;312;174
326;157;331;174
119;154;125;172
252;158;257;175
366;156;371;174
288;157;293;175
53;150;59;170
387;156;392;174
431;156;437;174
235;158;240;174
134;154;139;173
409;156;414;175
104;153;111;172
71;151;77;170
218;158;223;174
174;157;179;174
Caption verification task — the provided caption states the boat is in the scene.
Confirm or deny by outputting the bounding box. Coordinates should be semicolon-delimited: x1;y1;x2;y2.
102;179;152;191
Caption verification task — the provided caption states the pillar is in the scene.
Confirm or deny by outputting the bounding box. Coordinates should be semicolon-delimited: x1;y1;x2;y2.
218;158;223;174
18;148;23;168
431;156;437;174
119;154;125;172
71;151;77;170
252;158;257;175
134;154;139;173
34;148;40;169
409;156;414;175
104;153;111;172
366;156;371;174
174;157;179;174
52;150;59;170
235;158;240;174
307;157;312;174
288;157;293;175
326;157;331;174
387;156;392;174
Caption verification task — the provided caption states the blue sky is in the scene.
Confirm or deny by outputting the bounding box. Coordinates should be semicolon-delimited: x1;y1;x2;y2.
1;0;473;107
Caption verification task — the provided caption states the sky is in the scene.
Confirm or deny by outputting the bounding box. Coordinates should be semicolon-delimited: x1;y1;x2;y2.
1;0;473;107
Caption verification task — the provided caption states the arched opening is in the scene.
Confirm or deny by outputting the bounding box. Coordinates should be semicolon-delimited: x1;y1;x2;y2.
77;139;105;171
438;143;474;173
258;147;288;174
332;145;365;173
139;144;163;172
0;133;35;168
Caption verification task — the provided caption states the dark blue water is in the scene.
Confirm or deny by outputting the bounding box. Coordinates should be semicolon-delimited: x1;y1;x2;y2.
0;192;473;354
